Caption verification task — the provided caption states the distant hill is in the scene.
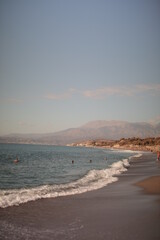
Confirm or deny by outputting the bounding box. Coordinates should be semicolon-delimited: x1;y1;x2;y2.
0;120;160;145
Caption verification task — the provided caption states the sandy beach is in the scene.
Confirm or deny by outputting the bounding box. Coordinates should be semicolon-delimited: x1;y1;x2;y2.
0;152;160;240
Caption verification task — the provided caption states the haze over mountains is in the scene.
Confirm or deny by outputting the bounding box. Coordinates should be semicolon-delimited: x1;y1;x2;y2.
0;120;160;145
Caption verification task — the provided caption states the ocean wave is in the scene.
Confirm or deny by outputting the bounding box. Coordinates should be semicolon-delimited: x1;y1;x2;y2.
131;153;142;158
0;158;132;208
110;149;141;153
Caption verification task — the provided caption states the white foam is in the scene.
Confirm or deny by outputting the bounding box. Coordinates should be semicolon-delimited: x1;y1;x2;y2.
0;158;133;208
108;148;135;153
132;153;142;158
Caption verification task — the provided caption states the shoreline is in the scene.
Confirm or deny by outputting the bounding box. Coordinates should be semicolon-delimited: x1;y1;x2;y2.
74;144;157;153
68;137;160;153
0;139;159;153
0;152;160;239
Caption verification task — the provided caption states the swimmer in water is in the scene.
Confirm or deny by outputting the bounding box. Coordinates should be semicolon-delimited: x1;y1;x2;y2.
13;156;19;163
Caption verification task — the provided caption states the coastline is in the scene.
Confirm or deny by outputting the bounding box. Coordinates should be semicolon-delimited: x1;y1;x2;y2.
68;137;160;153
0;152;160;240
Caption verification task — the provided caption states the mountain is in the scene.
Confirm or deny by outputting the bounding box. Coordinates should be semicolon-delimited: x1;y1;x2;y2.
0;120;160;145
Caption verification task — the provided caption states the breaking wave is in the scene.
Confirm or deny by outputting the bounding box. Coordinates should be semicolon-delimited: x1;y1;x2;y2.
0;157;134;208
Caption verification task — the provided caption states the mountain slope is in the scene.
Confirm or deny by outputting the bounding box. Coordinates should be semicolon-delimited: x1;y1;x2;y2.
0;120;159;145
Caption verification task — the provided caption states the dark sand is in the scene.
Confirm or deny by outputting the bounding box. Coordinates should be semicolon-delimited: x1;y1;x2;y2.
0;153;160;240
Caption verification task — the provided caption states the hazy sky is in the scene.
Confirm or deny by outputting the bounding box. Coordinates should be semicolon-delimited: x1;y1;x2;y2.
0;0;160;135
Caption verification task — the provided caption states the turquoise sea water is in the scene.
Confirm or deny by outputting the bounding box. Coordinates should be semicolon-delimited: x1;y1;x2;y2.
0;144;140;208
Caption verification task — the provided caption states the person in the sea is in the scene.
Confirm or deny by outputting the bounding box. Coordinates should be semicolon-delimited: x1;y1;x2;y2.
13;156;19;163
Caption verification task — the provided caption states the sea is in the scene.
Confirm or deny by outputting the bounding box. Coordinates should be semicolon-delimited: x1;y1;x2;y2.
0;143;142;208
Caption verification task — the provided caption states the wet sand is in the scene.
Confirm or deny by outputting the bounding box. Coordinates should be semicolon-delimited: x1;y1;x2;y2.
0;153;160;240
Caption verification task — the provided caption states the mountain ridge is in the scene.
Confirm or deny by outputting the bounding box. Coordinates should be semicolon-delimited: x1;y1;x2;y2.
0;120;160;145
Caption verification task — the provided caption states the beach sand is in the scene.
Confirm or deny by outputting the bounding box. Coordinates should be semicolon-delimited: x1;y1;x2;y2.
136;175;160;195
0;153;160;240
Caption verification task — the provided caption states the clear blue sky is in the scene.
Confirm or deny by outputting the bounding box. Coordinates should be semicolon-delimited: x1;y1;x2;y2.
0;0;160;135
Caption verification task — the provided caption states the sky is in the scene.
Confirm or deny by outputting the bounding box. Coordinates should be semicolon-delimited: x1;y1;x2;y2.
0;0;160;135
